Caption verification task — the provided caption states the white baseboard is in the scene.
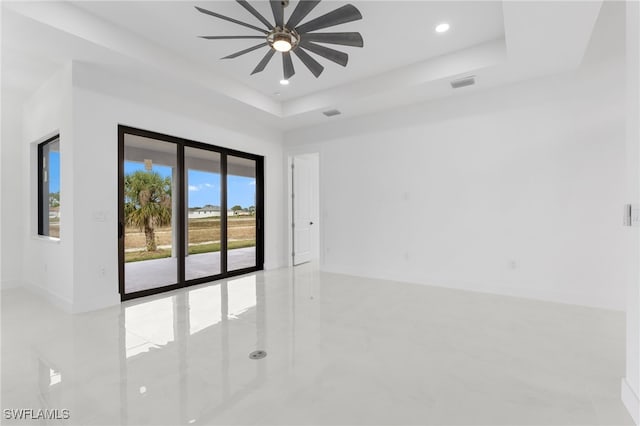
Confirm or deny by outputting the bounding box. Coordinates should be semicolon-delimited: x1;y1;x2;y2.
319;263;624;311
24;282;73;313
622;378;640;425
71;294;120;314
0;280;23;290
263;261;285;271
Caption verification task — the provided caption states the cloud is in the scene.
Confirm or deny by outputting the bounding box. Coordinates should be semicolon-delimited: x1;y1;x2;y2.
248;180;256;186
189;183;215;192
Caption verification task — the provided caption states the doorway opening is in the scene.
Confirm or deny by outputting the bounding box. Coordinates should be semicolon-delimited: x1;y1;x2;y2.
290;153;320;266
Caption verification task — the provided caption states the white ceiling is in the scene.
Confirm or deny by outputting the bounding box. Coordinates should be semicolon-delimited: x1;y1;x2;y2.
1;0;609;130
71;1;505;101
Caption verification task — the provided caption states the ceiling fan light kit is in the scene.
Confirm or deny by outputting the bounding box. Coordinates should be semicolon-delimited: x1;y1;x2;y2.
269;28;299;52
196;0;364;80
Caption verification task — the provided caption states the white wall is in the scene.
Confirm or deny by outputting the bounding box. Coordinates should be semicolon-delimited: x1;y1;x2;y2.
6;61;286;313
70;62;286;312
20;65;75;310
623;1;640;423
1;89;25;289
285;57;627;312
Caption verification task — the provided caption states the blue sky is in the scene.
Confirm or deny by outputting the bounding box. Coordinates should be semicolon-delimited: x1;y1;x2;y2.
49;152;60;193
124;161;255;208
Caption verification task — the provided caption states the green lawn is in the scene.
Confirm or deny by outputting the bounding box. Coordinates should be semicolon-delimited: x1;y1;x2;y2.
125;240;256;263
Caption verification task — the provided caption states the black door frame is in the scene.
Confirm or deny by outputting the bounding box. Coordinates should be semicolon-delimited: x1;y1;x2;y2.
118;125;265;301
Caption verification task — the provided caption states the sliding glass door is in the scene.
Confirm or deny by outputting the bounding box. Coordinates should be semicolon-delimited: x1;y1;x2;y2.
118;126;264;300
185;147;222;280
227;155;257;272
121;135;178;294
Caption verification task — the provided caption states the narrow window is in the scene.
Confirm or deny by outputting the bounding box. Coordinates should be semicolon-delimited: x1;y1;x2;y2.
38;136;60;238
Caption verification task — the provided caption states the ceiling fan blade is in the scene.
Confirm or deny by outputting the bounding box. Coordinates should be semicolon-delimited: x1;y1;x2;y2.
293;47;324;78
236;0;274;30
222;42;268;59
199;35;265;40
251;49;277;74
270;0;284;28
300;41;348;67
301;32;363;47
195;6;268;34
283;52;295;79
285;0;321;29
296;4;362;34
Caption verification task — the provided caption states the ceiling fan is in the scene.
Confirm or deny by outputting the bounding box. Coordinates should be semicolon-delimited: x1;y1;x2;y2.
195;0;364;80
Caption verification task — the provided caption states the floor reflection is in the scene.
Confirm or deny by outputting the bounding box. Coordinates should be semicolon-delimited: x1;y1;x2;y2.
119;274;271;425
2;264;631;425
38;359;62;401
188;285;222;335
125;296;174;358
227;276;257;319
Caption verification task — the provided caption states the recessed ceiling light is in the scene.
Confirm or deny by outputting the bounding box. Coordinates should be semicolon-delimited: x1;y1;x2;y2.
280;79;289;86
435;22;450;33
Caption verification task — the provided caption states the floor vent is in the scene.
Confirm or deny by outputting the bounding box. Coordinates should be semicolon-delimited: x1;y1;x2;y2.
249;350;267;360
323;109;341;117
450;76;476;89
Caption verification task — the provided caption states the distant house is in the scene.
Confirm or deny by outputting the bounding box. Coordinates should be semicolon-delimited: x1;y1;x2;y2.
188;205;220;219
48;206;60;219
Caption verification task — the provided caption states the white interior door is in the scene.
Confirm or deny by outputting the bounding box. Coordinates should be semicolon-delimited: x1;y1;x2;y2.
293;156;313;265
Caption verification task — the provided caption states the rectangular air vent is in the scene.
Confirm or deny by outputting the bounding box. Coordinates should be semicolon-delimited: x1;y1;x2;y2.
323;109;342;117
450;76;476;89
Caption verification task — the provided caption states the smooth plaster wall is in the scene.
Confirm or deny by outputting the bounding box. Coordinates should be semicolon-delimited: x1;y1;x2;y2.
285;58;627;312
70;63;286;312
8;62;286;313
623;1;640;423
1;89;25;289
20;65;75;310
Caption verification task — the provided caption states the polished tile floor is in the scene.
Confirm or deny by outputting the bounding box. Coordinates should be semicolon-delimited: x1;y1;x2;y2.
1;264;634;425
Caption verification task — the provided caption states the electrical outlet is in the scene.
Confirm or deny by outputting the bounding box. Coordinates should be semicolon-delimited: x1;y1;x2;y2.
632;205;640;226
93;211;106;222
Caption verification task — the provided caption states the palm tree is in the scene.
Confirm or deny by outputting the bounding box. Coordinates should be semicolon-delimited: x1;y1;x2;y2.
124;170;172;252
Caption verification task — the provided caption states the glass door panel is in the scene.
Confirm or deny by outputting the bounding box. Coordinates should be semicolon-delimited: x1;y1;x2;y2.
119;126;263;301
123;135;178;294
185;147;222;280
226;156;257;272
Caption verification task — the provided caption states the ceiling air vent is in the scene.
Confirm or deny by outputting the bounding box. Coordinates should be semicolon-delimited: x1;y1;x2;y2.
323;109;342;117
450;76;476;89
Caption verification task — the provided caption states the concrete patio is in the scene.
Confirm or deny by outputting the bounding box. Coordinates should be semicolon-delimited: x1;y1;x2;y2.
124;247;256;293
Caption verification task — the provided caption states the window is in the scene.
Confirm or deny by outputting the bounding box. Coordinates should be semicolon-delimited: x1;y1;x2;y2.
38;136;60;238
